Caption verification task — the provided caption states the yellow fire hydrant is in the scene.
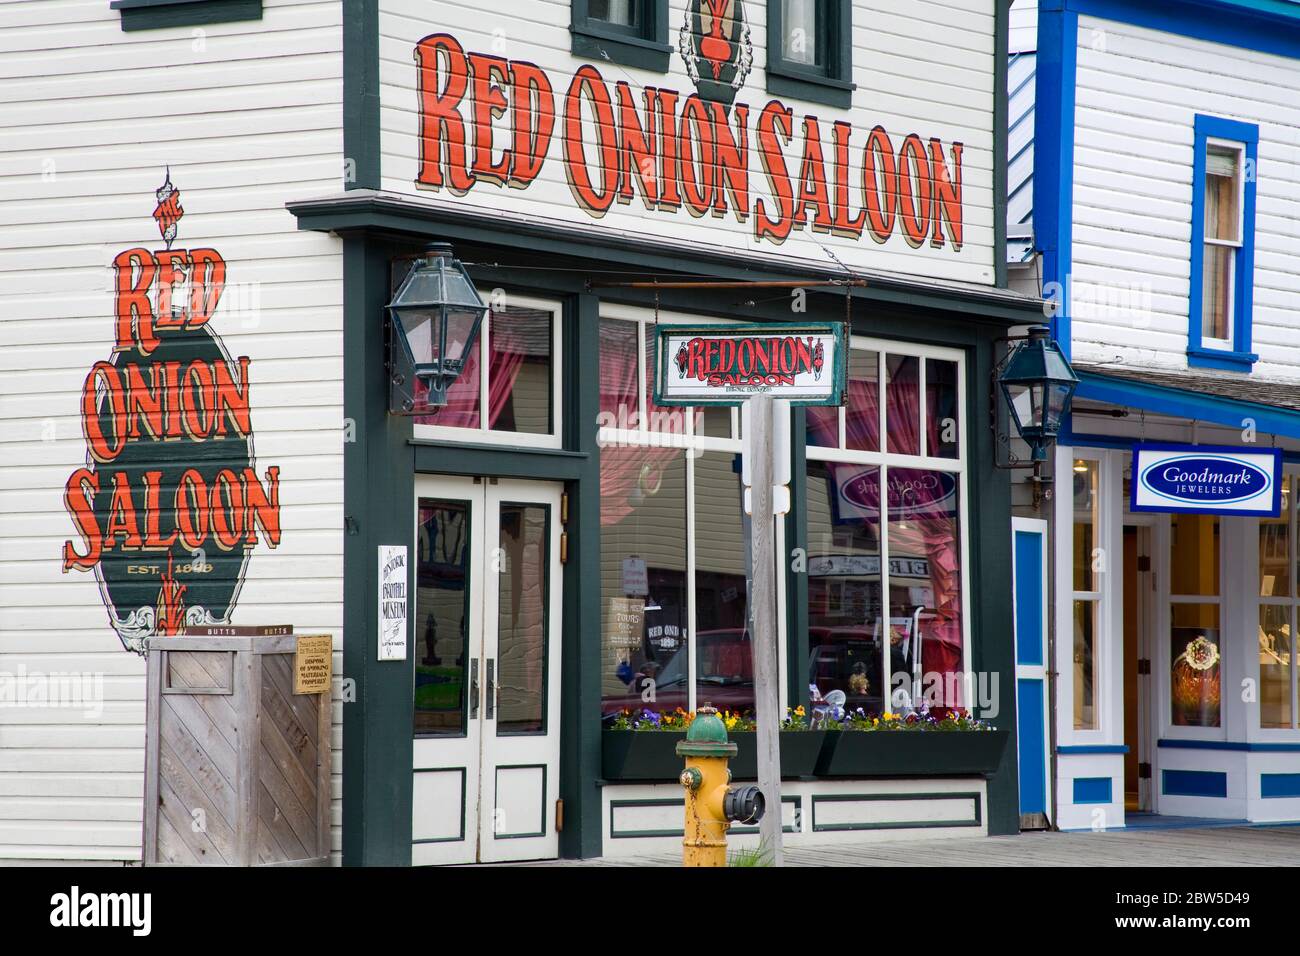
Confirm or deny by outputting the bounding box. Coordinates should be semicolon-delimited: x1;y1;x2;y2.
676;705;765;867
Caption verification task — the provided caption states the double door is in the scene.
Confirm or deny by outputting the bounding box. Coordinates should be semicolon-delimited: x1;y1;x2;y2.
410;476;562;865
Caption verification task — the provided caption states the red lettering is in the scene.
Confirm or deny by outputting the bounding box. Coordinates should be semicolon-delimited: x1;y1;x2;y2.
113;248;157;354
653;89;682;210
468;52;512;185
755;102;795;243
794;116;833;232
509;60;555;188
414;34;475;193
929;139;964;250
142;470;177;550
898;133;932;249
831;121;865;238
862;126;897;244
82;362;126;464
562;66;618;216
679;96;715;217
616;82;658;208
187;249;225;325
243;466;281;547
62;468;101;571
711;102;749;220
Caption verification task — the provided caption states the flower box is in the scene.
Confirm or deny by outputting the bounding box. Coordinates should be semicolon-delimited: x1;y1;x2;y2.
600;729;1008;782
815;729;1009;777
601;731;830;782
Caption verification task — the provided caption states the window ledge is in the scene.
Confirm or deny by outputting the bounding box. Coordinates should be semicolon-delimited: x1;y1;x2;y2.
111;0;263;31
570;24;672;73
766;65;855;109
1187;347;1258;372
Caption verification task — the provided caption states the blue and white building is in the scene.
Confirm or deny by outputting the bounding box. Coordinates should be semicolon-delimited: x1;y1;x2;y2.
1008;0;1300;832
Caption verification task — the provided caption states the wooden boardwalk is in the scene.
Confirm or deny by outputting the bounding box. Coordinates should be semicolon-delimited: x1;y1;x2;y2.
533;824;1300;867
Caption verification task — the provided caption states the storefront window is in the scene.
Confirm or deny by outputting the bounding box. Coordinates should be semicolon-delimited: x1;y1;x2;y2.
1072;459;1099;730
1259;475;1297;729
804;340;967;717
598;313;746;721
599;446;688;719
1170;513;1221;728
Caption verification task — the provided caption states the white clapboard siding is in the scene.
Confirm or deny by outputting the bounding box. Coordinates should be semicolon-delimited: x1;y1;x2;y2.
0;0;345;861
1009;0;1038;54
378;0;999;285
1069;15;1300;381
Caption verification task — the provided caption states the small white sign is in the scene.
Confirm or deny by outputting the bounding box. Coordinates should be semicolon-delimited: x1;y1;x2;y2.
378;544;408;661
621;556;648;596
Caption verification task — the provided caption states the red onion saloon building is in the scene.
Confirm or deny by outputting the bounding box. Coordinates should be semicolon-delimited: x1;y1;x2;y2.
2;0;1043;864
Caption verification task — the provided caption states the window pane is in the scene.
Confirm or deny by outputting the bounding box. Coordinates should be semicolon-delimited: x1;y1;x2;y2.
1260;481;1289;598
806;460;885;716
1171;602;1221;727
488;308;552;434
600;447;688;720
416;337;481;428
1170;513;1220;596
1259;604;1293;729
697;406;732;439
1072;459;1098;592
1073;599;1096;730
694;452;751;713
599;318;639;424
806;404;839;448
846;348;880;452
414;499;472;736
590;0;637;27
495;503;549;734
885;354;920;455
888;467;964;711
781;0;821;67
1201;243;1233;342
926;358;960;459
1204;146;1240;242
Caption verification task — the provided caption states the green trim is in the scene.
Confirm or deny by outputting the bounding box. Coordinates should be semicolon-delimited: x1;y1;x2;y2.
994;0;1011;289
112;0;261;30
607;795;800;839
651;322;848;407
343;0;380;190
491;764;548;839
810;791;983;832
786;407;810;709
413;442;587;481
766;0;855;108
967;336;1019;836
287;193;1047;325
570;0;671;73
560;292;605;859
341;237;416;866
411;767;467;844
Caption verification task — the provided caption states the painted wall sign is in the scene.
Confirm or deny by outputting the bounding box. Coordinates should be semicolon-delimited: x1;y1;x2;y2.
61;174;282;653
412;32;966;251
378;544;409;661
1130;445;1282;516
653;322;846;405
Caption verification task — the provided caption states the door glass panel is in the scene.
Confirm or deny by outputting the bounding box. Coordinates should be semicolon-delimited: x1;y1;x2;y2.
1171;602;1221;728
414;499;472;736
496;503;550;734
1170;513;1220;595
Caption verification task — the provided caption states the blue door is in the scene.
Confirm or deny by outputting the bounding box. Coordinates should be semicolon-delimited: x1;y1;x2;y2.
1012;520;1050;822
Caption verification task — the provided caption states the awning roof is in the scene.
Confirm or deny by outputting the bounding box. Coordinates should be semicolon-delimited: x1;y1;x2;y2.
1072;363;1300;441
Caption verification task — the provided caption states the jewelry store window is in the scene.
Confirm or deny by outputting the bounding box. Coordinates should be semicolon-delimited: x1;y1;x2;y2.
803;338;968;717
1259;475;1299;731
401;278;563;449
597;306;757;722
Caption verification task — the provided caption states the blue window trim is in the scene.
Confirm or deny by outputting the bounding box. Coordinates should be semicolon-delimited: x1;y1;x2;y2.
1187;114;1259;372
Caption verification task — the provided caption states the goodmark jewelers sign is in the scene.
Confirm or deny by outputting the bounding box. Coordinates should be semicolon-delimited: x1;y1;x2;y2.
654;323;847;406
1130;445;1282;517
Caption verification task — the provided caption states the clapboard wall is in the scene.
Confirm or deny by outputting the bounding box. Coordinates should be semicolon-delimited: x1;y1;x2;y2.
1068;14;1300;380
378;0;1001;286
0;0;345;861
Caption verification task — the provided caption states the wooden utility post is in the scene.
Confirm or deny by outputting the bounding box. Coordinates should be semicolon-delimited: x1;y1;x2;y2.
747;393;784;866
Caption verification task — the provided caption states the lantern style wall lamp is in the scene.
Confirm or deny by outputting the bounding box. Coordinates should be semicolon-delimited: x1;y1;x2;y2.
387;242;489;414
994;325;1079;505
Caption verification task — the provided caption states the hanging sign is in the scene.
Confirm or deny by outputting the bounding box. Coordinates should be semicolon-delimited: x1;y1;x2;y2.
1130;445;1282;517
378;545;409;661
653;323;847;406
